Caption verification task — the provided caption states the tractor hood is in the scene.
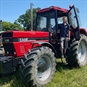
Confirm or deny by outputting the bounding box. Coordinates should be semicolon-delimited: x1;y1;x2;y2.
2;31;49;38
2;31;49;57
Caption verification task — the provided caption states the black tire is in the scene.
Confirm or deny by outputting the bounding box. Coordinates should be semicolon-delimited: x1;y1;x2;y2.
67;34;87;67
20;46;56;87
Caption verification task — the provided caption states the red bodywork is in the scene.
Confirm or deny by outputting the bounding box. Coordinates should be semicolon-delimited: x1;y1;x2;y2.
12;31;48;38
2;31;49;57
38;6;68;13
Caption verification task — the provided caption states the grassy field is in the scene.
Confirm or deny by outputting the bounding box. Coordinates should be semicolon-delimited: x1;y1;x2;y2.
0;60;87;87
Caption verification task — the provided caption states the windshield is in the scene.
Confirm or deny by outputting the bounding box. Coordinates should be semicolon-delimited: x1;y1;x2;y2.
36;11;56;31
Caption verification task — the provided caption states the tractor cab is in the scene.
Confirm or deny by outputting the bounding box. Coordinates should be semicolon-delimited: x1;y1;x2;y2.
35;5;81;41
35;5;81;58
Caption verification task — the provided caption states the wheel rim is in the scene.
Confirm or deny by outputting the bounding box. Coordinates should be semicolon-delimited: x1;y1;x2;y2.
36;55;52;81
78;40;87;62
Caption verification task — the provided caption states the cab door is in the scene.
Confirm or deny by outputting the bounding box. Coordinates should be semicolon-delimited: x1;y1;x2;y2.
68;5;81;40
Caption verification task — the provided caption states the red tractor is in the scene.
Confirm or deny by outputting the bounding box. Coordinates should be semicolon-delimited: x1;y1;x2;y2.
0;5;87;87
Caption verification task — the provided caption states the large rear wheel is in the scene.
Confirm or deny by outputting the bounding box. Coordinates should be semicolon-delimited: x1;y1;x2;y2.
67;34;87;67
20;46;56;87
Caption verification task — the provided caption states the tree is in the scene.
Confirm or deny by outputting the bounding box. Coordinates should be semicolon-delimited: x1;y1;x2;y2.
16;7;40;30
2;21;23;31
13;21;23;30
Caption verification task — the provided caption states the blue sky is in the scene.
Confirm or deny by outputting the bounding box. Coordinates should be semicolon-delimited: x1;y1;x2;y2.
0;0;87;29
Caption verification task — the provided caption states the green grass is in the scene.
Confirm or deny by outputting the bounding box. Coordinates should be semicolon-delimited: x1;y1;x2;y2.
0;59;87;87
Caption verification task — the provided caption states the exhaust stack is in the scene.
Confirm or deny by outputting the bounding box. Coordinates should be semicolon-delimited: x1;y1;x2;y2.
30;3;34;30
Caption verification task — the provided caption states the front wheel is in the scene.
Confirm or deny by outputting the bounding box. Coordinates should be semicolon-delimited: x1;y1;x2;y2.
20;46;56;87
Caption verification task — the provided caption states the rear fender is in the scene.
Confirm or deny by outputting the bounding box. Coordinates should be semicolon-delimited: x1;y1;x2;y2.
80;28;87;36
70;28;87;40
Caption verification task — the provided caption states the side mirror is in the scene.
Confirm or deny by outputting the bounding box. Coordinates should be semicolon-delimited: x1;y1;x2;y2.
69;5;73;9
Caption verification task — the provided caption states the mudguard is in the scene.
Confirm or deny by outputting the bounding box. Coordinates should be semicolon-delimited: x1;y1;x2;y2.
32;41;57;57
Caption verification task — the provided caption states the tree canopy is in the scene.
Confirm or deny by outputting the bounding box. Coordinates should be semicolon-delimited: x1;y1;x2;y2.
16;7;40;30
2;21;23;31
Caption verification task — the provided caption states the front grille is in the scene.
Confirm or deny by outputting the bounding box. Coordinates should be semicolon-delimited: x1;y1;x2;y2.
3;43;15;55
2;32;13;37
3;38;18;43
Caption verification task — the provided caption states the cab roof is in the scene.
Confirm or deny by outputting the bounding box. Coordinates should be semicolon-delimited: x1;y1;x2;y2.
37;6;68;13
